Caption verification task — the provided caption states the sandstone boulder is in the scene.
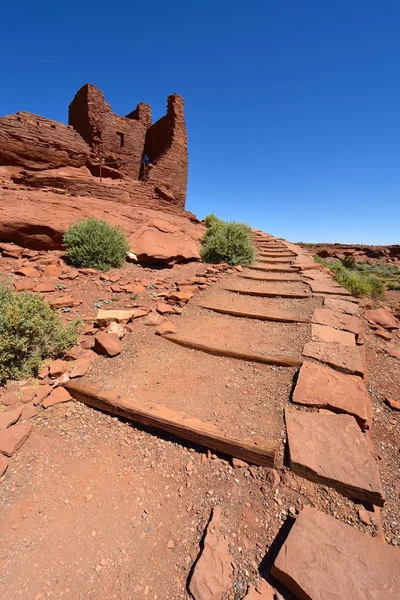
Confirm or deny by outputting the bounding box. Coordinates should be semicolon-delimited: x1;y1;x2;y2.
94;332;122;357
130;218;200;264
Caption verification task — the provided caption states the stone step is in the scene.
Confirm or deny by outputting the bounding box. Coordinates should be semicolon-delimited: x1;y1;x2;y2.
163;335;302;367
292;361;370;428
312;307;361;335
240;273;303;282
248;265;300;273
285;408;384;505
199;303;310;323
272;506;400;600
302;341;365;377
225;286;310;299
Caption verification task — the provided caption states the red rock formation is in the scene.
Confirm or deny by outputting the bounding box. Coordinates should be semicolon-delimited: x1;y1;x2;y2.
0;112;90;170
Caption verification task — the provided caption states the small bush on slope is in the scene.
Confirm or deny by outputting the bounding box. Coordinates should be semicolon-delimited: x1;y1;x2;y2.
201;215;256;266
0;283;79;383
314;256;385;300
63;218;130;272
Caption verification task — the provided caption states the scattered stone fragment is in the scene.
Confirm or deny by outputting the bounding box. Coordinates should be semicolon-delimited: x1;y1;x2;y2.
42;263;61;278
49;359;70;378
243;581;274;600
373;326;392;341
33;384;53;406
285;408;384;505
14;280;36;292
15;266;41;278
42;387;72;409
20;387;37;404
59;269;79;280
0;406;21;430
49;295;75;309
34;281;56;293
189;506;233;600
69;351;95;378
156;321;176;336
37;365;49;379
94;332;122;357
231;458;249;469
167;540;175;549
0;422;33;457
265;468;281;490
144;313;165;326
156;302;176;315
53;372;70;387
385;345;400;360
21;402;40;421
311;323;355;346
292;361;369;428
358;509;371;525
96;309;134;326
365;307;398;330
385;397;400;411
131;308;150;319
166;290;194;302
0;392;20;407
302;341;365;377
0;454;9;477
65;346;84;360
272;506;400;600
106;321;126;339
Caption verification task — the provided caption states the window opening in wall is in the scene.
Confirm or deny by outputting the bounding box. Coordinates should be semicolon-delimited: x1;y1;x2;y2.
117;131;125;147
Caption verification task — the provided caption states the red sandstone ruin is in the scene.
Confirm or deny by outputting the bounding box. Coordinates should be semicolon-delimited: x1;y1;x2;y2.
0;84;188;210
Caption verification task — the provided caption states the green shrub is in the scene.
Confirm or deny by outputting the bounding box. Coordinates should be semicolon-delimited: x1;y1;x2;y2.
63;219;130;271
313;256;385;300
201;217;256;266
0;284;79;383
341;255;356;269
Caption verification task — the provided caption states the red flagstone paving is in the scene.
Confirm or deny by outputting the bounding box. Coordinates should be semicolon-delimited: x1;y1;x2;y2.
311;323;356;346
285;408;384;505
272;506;400;600
312;307;360;335
302;341;365;376
292;361;370;428
323;296;359;315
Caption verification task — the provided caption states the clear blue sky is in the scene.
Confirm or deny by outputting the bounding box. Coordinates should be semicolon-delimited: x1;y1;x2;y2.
1;1;399;244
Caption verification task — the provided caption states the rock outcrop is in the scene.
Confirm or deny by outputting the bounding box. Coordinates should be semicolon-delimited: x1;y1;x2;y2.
0;112;90;170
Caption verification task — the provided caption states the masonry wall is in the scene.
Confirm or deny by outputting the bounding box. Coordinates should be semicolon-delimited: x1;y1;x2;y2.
68;84;151;180
143;94;188;209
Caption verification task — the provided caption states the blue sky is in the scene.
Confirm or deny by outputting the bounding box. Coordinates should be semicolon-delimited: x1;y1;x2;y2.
1;1;399;244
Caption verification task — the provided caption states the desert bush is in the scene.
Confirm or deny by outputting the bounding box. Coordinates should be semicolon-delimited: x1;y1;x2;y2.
0;283;79;383
313;256;384;299
201;217;255;266
63;218;130;271
341;255;356;269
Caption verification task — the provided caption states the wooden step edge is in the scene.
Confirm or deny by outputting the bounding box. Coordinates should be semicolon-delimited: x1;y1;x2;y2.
224;288;310;299
248;266;301;273
240;274;304;282
64;382;278;468
163;334;303;368
199;303;310;323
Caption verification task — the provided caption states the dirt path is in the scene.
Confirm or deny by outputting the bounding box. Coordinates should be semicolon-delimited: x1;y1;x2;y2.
1;233;399;599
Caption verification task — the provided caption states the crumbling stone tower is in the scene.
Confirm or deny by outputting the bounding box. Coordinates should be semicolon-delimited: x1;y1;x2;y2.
69;84;188;207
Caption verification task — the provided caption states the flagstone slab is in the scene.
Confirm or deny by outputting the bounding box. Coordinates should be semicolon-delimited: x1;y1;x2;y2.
312;308;360;335
323;296;359;315
309;280;351;296
284;408;384;505
292;361;369;428
311;324;355;346
271;506;400;600
302;341;365;376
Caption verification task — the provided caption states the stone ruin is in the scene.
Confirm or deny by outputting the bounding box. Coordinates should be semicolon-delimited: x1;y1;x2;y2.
0;84;188;210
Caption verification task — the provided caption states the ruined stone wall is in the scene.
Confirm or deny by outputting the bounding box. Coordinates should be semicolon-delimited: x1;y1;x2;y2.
143;94;188;209
68;84;151;180
0;112;90;170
